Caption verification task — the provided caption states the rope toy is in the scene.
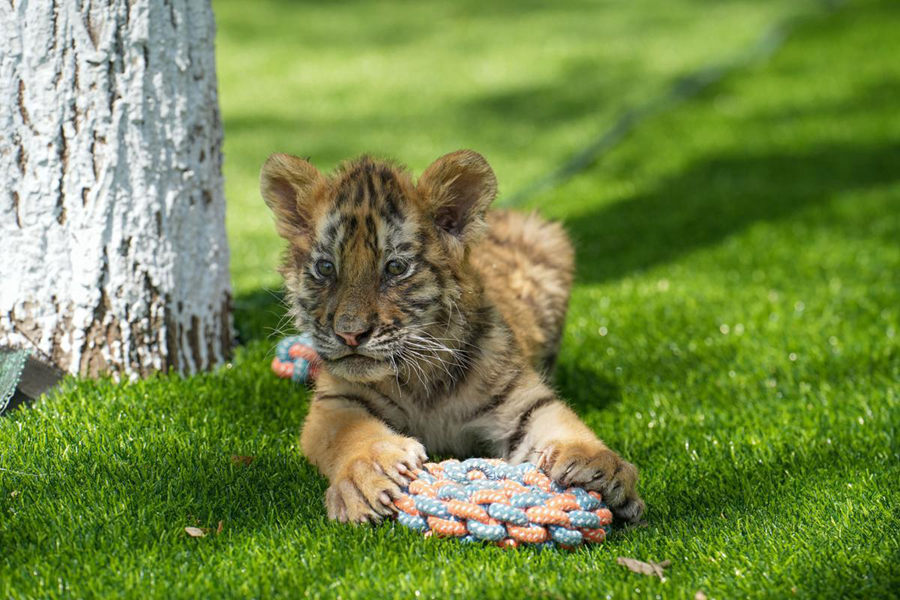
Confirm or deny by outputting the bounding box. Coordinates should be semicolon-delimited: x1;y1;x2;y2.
394;458;613;549
272;334;321;383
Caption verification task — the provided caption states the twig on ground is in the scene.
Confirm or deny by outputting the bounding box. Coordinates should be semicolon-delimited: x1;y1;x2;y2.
617;556;672;579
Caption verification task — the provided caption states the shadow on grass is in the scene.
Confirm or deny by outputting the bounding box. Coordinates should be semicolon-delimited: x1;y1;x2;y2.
555;363;623;415
233;287;292;347
748;77;900;126
562;140;900;283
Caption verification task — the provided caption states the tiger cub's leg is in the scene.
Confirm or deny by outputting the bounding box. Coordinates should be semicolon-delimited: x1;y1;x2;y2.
490;380;645;522
301;397;426;523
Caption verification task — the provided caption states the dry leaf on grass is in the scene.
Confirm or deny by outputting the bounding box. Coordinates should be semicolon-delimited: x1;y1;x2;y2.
216;520;224;535
616;556;672;579
184;526;206;538
230;455;254;466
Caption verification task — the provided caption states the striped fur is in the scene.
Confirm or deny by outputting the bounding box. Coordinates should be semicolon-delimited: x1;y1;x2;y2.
261;150;644;524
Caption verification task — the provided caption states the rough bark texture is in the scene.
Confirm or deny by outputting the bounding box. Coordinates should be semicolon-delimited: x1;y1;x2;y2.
0;0;232;378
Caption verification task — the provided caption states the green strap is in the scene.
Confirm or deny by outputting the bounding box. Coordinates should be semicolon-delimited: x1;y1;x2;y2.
0;349;30;414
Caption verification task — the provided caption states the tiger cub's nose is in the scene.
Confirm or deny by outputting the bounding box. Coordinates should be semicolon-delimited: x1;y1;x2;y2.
335;327;372;347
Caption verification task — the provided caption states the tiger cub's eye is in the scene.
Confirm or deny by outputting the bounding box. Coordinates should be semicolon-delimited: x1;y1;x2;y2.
315;259;335;277
385;259;408;276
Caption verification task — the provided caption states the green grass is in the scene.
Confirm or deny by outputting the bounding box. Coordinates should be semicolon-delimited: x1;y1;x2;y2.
2;0;899;598
218;0;809;299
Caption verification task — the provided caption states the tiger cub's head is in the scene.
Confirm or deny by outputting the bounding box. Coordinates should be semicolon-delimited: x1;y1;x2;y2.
260;150;497;383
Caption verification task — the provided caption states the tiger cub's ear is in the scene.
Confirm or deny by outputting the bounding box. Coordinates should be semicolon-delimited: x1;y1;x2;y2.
418;150;497;246
260;153;324;242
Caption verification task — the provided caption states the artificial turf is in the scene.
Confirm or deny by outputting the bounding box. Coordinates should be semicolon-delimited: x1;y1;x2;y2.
1;0;898;597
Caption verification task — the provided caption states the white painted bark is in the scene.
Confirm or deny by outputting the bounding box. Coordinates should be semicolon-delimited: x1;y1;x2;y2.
0;0;232;378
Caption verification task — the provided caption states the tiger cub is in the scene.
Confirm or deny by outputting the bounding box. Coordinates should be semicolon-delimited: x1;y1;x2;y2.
261;150;644;523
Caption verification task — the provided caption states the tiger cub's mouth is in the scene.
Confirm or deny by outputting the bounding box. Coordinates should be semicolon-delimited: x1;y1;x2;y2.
323;352;394;382
330;353;382;366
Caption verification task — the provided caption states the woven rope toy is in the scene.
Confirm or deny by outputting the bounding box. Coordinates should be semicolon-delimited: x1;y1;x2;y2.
394;458;613;549
272;334;321;383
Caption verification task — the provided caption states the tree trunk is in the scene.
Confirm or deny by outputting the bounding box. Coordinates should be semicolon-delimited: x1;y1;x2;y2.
0;0;232;379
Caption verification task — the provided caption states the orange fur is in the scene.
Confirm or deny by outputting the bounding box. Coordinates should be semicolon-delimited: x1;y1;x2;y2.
261;150;644;524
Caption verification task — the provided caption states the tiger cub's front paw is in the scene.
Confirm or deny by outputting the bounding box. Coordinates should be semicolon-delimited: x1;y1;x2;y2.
538;440;645;523
325;436;427;524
